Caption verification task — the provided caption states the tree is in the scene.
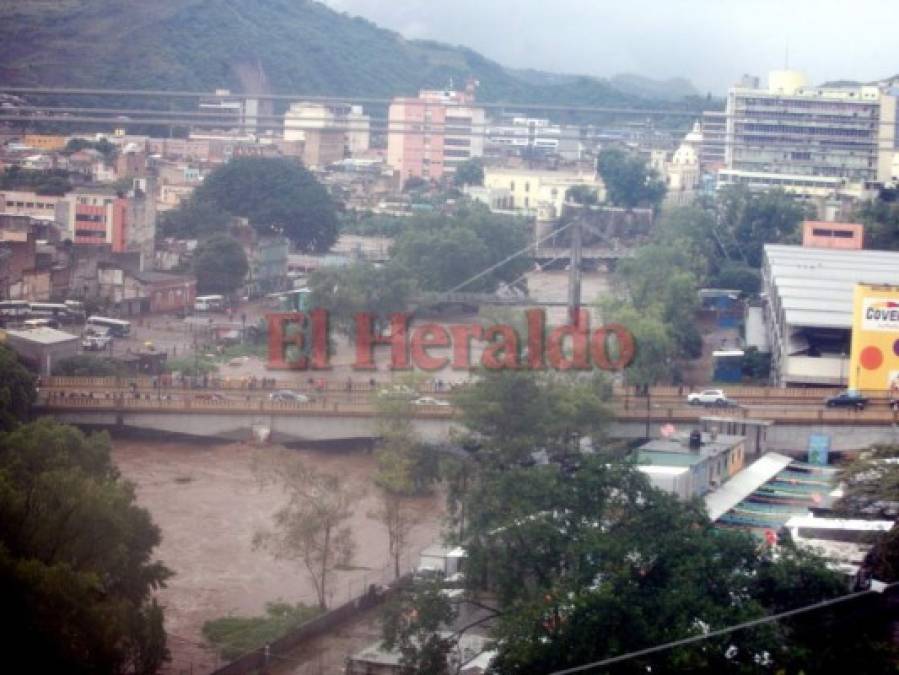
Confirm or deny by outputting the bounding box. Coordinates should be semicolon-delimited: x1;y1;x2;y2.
452;159;484;187
0;166;73;196
381;577;460;675
403;176;428;192
253;455;360;609
370;488;424;580
609;243;703;364
856;192;899;250
159;198;231;238
601;299;677;387
186;157;338;251
307;262;416;336
369;399;432;579
0;419;171;674
655;205;722;280
565;184;598;206
193;234;249;295
836;444;899;584
596;147;666;209
454;371;611;470
0;345;36;431
718;186;808;267
712;261;762;295
389;207;531;293
457;455;894;673
391;225;490;292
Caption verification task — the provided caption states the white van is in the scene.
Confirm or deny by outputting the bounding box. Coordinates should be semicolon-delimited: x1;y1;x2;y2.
194;295;224;312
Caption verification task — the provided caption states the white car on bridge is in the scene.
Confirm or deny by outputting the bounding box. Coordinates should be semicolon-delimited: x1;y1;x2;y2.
686;389;731;406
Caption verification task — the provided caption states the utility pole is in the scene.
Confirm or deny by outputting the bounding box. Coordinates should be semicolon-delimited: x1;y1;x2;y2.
567;213;583;325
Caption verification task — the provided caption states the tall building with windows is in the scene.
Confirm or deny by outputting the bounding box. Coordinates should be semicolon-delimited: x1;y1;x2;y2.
386;87;486;181
284;102;371;161
718;71;898;200
700;110;726;171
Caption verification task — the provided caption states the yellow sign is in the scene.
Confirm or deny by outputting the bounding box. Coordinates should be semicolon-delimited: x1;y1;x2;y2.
848;283;899;392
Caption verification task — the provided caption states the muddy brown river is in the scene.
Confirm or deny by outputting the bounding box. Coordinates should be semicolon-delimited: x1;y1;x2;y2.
112;439;445;673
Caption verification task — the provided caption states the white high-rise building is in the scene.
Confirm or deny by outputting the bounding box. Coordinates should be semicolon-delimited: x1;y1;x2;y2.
718;71;898;200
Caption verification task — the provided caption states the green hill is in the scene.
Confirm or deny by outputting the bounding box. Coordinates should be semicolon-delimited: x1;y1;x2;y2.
0;0;694;110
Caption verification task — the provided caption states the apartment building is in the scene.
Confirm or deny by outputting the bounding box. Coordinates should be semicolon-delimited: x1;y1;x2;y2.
719;71;898;200
477;167;605;220
284;102;370;159
700;110;726;172
387;87;486;181
486;115;582;160
1;187;156;263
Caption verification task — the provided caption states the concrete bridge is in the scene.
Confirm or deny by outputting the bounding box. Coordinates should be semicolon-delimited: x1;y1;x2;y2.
36;392;899;451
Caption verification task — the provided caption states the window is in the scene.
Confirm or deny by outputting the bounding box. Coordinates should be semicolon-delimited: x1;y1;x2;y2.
75;229;104;238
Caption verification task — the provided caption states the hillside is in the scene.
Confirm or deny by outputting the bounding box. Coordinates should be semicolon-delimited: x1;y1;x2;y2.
0;0;697;109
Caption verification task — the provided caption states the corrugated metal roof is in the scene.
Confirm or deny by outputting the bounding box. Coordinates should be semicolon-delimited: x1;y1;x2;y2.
706;452;794;522
764;244;899;330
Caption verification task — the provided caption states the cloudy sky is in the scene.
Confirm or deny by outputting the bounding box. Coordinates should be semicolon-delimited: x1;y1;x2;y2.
322;0;897;94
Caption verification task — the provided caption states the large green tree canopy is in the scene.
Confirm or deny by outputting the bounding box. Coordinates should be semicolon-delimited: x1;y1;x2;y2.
387;372;898;674
193;234;250;294
0;419;171;674
171;157;339;252
389;206;531;293
0;345;36;432
596;147;667;209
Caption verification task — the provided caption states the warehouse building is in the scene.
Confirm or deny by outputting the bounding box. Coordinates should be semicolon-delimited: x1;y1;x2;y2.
762;244;899;386
2;327;79;376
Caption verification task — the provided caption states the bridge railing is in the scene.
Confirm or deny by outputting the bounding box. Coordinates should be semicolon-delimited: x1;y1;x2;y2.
613;385;894;401
38;395;458;418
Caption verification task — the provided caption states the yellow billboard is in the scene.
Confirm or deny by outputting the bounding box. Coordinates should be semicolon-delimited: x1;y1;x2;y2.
848;283;899;392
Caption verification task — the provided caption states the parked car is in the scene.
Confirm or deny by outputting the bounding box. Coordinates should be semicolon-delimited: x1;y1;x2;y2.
269;390;310;403
81;335;111;351
412;396;451;407
825;390;869;410
686;389;730;406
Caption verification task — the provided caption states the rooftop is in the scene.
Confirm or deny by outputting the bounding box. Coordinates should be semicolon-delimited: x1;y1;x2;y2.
764;244;899;329
638;432;745;461
4;327;80;345
705;452;794;521
636;450;705;467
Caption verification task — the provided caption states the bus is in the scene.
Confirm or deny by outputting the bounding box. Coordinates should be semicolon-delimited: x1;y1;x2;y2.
23;318;58;329
194;295;225;312
28;302;71;322
268;288;311;312
86;315;131;337
0;300;29;319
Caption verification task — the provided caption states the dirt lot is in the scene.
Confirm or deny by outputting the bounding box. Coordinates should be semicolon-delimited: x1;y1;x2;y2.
112;439;445;675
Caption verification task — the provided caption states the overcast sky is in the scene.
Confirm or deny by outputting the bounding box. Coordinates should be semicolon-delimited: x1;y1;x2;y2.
322;0;898;95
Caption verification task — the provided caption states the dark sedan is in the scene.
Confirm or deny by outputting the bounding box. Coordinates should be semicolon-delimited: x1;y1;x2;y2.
825;391;869;410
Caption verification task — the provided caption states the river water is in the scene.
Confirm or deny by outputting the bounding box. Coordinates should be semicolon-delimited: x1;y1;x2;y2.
112;439;445;673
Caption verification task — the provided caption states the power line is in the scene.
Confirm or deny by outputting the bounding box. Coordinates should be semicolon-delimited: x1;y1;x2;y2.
446;218;577;294
2;114;894;157
6;103;899;131
0;85;708;117
549;582;899;674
